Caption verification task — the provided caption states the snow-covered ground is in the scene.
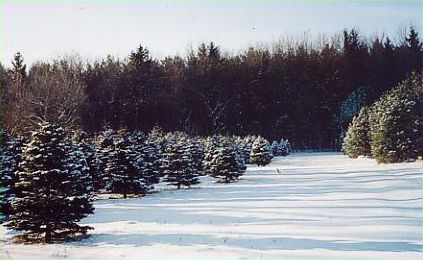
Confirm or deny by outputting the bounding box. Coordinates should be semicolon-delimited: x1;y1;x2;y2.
2;153;422;259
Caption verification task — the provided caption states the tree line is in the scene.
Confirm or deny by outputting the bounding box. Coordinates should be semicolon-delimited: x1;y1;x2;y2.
1;122;289;242
2;27;422;149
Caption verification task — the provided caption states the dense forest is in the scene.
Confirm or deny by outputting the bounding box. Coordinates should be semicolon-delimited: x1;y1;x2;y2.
2;27;422;149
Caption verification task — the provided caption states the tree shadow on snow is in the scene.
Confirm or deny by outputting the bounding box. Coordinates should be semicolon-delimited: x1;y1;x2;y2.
79;233;422;252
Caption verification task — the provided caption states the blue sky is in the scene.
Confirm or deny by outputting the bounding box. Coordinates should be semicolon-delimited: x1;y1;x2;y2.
1;1;421;66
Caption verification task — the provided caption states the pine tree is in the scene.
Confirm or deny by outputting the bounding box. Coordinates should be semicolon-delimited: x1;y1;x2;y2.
205;138;246;183
1;132;22;222
106;136;146;198
162;134;199;189
5;122;94;243
342;106;372;158
369;75;423;163
250;136;273;166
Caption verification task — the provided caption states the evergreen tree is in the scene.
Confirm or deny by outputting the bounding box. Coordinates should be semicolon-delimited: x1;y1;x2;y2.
271;140;281;156
106;136;146;198
203;136;220;176
369;75;423;163
0;132;22;222
10;52;26;84
250;136;273;166
186;137;205;177
279;139;289;156
342;106;372;158
205;138;246;183
235;135;255;163
135;140;162;191
147;125;166;149
72;131;98;191
95;128;117;191
5;122;94;243
162;134;199;189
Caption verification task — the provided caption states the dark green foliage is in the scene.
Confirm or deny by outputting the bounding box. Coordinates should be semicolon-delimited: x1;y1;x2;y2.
106;136;146;198
0;132;22;222
204;138;246;183
369;75;423;163
343;107;372;158
5;122;94;243
162;134;200;189
3;27;423;150
186;137;205;177
72;131;98;191
95;128;117;191
250;136;273;166
135;140;162;191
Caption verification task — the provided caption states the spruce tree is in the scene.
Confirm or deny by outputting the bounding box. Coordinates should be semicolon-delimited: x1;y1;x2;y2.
1;132;22;222
72;131;98;191
279;139;289;156
147;125;166;151
205;138;246;183
342;106;372;158
186;137;205;177
250;136;273;166
203;136;220;176
162;134;199;189
5;122;94;243
135;140;162;191
271;140;281;156
235;135;255;163
106;136;146;198
95;128;117;191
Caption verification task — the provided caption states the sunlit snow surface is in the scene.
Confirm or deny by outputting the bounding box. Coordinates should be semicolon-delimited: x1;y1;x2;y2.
2;153;422;259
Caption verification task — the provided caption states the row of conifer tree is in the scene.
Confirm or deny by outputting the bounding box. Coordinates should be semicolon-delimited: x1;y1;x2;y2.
342;74;422;163
0;124;290;242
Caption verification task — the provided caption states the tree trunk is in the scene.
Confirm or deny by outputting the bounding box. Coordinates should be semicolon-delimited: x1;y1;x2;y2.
45;224;52;244
177;184;181;189
123;193;127;199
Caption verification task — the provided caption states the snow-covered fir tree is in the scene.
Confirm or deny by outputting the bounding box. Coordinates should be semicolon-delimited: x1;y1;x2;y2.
279;139;290;156
0;132;22;222
203;136;220;176
271;140;281;156
235;135;256;163
5;122;94;243
186;137;205;177
342;106;372;158
106;135;147;198
95;128;117;191
72;131;98;191
135;140;162;191
147;125;166;151
204;137;246;182
162;134;199;189
250;136;273;166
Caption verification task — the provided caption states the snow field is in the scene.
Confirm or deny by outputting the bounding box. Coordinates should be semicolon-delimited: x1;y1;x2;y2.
2;152;422;259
